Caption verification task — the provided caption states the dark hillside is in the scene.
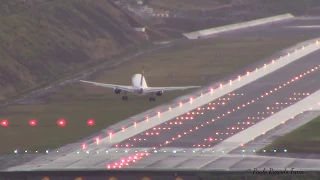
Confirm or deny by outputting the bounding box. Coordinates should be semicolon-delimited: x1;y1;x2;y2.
0;0;152;100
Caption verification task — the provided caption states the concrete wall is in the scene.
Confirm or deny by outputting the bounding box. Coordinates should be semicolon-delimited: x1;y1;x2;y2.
183;13;295;40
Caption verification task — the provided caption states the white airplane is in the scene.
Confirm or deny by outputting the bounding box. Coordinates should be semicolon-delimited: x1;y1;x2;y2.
80;67;201;102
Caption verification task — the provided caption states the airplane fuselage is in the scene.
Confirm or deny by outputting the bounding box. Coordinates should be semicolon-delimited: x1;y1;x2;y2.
131;74;148;96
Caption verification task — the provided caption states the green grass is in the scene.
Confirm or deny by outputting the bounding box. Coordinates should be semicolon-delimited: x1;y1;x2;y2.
0;0;152;101
0;37;309;153
260;115;320;154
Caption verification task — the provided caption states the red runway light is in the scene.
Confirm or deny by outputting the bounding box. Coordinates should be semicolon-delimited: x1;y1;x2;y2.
87;119;95;126
82;143;87;149
29;120;37;127
57;119;66;127
0;120;8;127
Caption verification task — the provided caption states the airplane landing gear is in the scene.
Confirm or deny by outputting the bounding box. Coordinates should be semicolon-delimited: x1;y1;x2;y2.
122;91;128;101
122;96;128;101
149;97;156;102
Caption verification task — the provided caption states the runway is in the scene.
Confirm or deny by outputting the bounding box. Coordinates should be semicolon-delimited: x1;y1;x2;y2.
117;51;320;148
4;17;320;173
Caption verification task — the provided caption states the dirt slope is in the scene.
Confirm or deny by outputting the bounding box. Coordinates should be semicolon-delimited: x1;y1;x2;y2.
0;0;153;101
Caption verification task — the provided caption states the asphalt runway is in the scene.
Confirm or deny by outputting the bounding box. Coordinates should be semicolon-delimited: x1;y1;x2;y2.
3;17;320;172
229;110;320;157
116;49;320;149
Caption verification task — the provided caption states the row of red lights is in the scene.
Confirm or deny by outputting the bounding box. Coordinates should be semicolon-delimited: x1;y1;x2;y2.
119;97;234;147
120;64;319;149
106;42;319;168
123;98;231;146
136;44;317;142
0;119;95;127
196;92;311;148
106;152;150;169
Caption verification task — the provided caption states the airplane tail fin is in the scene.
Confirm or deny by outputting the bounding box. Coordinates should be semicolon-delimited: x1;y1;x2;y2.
140;65;144;86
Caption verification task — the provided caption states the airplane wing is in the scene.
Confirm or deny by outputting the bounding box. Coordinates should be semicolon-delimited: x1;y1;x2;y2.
144;86;201;93
80;80;134;92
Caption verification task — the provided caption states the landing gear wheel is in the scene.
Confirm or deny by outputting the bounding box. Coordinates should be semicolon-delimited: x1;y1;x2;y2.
122;96;128;101
149;97;156;102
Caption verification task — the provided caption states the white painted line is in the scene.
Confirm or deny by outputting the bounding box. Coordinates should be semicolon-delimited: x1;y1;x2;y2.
213;89;320;153
286;25;320;28
85;40;320;149
196;156;223;169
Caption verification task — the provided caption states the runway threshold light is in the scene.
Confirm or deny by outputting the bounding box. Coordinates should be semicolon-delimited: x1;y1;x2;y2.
95;137;100;145
87;119;95;126
1;120;8;127
57;119;66;127
29;120;37;127
82;143;87;149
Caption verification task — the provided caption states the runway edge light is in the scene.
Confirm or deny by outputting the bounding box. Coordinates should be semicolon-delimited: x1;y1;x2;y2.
87;119;95;126
1;120;9;127
29;119;37;127
74;177;84;180
57;119;66;127
141;177;151;180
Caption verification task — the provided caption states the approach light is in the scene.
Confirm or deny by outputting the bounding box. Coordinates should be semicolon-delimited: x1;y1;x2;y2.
87;119;95;126
29;120;37;127
0;120;8;127
57;119;66;127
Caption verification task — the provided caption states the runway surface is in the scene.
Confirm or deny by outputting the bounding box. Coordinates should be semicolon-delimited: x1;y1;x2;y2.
4;17;320;172
116;51;320;149
229;110;320;157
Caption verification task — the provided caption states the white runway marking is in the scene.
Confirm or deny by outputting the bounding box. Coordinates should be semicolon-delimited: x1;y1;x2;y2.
212;89;320;154
286;25;320;28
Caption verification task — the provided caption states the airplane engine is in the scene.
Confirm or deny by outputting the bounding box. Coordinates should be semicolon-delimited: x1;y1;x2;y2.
156;91;163;96
114;88;121;94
